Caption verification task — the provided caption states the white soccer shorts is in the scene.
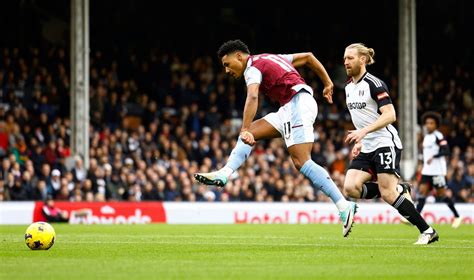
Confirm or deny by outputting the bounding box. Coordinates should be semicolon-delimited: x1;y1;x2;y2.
263;91;317;147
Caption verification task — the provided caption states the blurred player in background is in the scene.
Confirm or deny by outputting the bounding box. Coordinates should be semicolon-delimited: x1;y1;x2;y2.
342;43;438;245
416;111;463;228
195;39;357;237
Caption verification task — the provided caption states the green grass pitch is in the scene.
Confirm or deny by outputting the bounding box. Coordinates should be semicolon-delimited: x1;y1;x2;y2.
1;224;473;279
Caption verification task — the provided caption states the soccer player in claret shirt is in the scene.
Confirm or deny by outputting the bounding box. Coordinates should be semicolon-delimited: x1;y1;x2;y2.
194;39;357;237
417;111;463;228
342;43;438;245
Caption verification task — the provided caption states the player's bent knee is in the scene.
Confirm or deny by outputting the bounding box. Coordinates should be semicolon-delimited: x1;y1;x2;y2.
343;182;360;198
379;187;398;203
293;161;304;170
290;155;307;170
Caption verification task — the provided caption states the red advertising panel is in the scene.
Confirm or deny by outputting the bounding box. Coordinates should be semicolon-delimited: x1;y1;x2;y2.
33;202;166;224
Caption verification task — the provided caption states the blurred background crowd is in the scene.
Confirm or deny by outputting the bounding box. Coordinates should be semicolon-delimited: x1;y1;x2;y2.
0;46;472;203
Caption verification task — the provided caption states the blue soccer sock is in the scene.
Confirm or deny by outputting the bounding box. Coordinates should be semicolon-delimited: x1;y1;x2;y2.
221;137;252;177
300;159;348;211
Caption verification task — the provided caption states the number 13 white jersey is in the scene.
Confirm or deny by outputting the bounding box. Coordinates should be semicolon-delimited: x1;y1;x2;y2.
345;72;403;153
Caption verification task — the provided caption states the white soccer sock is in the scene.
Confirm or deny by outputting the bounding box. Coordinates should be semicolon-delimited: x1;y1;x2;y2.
423;227;434;234
220;166;234;178
335;199;350;212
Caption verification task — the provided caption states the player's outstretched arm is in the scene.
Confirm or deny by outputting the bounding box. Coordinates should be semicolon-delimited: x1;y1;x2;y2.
291;52;334;103
240;83;259;145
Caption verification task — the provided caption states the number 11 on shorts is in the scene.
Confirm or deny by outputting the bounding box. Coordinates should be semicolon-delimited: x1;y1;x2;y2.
284;121;291;139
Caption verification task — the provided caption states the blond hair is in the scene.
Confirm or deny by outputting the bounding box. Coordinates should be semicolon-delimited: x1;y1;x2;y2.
346;43;375;65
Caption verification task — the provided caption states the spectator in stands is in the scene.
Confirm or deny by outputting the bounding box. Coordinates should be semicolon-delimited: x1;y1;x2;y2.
448;165;472;202
466;163;474;203
0;180;10;201
9;176;30;200
0;157;11;181
0;121;9;157
47;169;61;197
71;155;87;183
32;180;48;201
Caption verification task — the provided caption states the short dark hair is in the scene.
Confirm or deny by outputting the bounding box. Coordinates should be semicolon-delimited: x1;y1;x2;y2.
421;111;441;127
217;40;250;59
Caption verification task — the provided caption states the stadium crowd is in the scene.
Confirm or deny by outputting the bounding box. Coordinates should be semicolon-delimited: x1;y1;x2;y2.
0;47;472;203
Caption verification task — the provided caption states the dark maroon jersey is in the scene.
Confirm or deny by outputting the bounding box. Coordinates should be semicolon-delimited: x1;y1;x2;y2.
244;53;310;105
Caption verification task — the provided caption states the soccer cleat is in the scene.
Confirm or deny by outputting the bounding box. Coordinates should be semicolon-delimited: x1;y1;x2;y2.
339;201;357;237
452;216;463;229
414;229;439;245
194;171;228;187
399;182;414;203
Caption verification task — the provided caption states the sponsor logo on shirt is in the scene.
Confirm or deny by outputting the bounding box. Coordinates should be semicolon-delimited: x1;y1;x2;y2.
348;102;367;110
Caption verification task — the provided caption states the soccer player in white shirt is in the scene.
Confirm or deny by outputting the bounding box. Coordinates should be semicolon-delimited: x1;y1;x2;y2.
342;43;438;245
417;111;463;228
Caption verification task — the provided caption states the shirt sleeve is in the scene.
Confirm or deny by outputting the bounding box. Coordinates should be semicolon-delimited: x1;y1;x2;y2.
368;79;392;108
244;66;262;86
279;54;294;63
434;132;449;157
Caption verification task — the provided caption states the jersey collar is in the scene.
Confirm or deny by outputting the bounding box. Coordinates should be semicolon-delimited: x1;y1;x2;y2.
246;55;253;69
354;71;368;84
